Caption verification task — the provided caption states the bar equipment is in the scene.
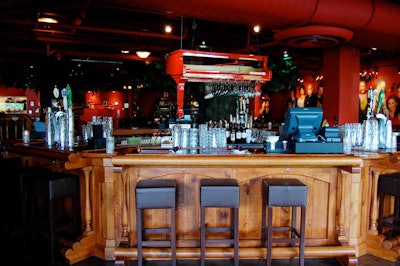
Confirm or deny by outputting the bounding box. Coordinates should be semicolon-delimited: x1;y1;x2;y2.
266;135;279;151
45;85;75;150
82;116;114;149
46;107;53;148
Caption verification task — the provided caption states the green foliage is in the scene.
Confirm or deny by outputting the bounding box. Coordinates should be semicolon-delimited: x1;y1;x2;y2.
204;95;237;121
264;58;301;93
142;61;176;93
182;83;237;122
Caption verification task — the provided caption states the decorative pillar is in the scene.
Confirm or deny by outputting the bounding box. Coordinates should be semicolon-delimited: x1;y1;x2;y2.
338;171;346;240
82;166;93;232
369;170;380;235
120;169;130;244
323;46;360;124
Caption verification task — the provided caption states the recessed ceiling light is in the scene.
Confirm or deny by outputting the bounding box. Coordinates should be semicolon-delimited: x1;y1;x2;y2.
164;25;172;33
253;25;260;33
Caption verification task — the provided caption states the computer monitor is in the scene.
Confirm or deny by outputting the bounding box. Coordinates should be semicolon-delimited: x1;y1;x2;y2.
284;107;323;142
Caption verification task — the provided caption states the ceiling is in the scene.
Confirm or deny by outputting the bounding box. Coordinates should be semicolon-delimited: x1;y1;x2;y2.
1;0;400;90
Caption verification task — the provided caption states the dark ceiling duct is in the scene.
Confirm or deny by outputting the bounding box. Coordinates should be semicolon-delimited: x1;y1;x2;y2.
133;0;400;51
0;18;188;41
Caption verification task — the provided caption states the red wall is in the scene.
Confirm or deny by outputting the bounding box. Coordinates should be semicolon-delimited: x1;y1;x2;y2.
1;62;400;126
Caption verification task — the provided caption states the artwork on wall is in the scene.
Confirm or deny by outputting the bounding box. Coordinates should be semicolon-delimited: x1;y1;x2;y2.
0;96;27;113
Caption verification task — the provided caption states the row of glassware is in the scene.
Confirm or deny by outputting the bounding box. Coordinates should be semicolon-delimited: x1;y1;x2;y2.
341;115;397;153
171;124;277;154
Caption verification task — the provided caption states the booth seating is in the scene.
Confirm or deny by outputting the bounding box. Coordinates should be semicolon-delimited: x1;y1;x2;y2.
262;178;307;266
135;179;176;266
21;170;80;264
378;173;400;234
200;178;240;266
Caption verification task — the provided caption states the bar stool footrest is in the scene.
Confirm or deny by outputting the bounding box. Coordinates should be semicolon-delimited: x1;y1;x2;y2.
271;227;301;237
205;239;235;245
205;227;233;233
143;228;172;234
142;240;172;247
271;238;301;244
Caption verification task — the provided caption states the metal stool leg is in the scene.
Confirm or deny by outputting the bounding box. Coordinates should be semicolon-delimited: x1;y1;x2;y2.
291;206;297;247
200;206;206;266
171;207;176;266
267;206;273;266
261;188;267;246
233;207;239;266
300;206;306;266
137;208;143;266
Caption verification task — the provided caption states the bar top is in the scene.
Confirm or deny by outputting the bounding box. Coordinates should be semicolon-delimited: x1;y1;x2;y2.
111;153;363;168
7;141;394;170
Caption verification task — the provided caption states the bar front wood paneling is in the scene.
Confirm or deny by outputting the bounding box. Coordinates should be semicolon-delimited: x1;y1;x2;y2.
9;144;400;265
110;154;362;265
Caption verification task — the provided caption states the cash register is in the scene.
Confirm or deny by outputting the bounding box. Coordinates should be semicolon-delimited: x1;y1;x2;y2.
284;107;343;154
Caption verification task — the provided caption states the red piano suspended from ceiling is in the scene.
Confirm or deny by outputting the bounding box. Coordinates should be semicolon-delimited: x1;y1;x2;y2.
166;49;272;119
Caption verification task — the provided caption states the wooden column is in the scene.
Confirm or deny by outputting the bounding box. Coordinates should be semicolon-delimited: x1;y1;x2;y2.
369;170;380;235
82;166;93;232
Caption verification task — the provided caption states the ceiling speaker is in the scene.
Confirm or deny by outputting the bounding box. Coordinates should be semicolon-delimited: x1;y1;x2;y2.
274;26;353;48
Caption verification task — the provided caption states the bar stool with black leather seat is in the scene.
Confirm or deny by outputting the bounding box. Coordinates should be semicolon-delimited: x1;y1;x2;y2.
378;172;400;234
135;179;176;266
262;178;307;266
22;171;80;264
199;178;240;266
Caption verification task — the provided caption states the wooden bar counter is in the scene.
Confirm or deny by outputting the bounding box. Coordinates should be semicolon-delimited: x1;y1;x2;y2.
6;143;400;265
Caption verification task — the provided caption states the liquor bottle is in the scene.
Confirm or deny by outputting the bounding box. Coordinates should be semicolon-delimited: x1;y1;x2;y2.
225;120;231;144
235;123;242;143
230;121;236;144
240;122;247;141
237;115;244;142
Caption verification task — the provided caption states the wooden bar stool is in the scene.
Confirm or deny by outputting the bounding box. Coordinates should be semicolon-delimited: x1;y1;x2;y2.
135;179;176;266
200;178;239;266
378;173;400;234
262;178;307;266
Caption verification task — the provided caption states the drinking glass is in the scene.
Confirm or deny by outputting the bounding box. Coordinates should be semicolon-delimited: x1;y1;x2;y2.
189;128;199;154
172;125;181;148
199;124;209;153
181;128;189;154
